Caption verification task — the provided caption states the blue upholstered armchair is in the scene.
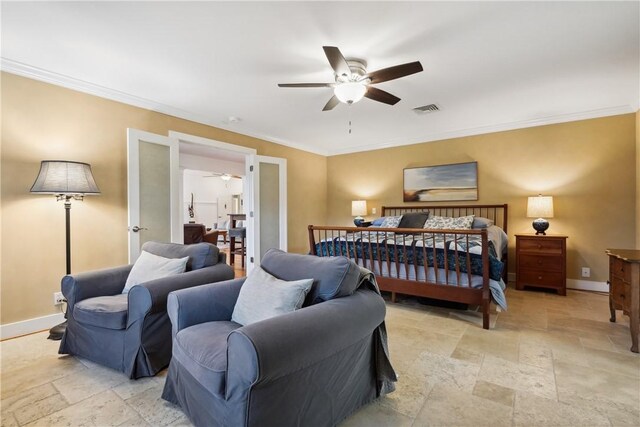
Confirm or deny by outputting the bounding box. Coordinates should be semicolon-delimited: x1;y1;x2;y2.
161;249;392;427
59;242;234;379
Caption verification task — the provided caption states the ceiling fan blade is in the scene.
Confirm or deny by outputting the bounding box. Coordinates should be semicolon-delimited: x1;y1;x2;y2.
365;61;423;84
323;46;351;78
278;83;334;88
322;95;340;111
364;86;401;105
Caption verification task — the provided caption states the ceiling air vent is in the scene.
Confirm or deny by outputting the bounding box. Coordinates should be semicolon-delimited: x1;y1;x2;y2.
413;104;440;114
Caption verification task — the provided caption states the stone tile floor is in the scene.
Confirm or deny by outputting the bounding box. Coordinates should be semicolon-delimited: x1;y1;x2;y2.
1;285;639;426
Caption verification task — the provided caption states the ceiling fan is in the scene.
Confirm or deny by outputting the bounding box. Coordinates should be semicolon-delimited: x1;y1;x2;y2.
278;46;423;111
204;172;242;181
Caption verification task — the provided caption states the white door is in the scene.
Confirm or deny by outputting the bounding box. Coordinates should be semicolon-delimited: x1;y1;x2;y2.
127;129;180;262
245;155;287;272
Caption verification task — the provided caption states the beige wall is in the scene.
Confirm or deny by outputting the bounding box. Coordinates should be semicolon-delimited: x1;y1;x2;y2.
2;70;637;326
327;114;637;283
1;72;327;324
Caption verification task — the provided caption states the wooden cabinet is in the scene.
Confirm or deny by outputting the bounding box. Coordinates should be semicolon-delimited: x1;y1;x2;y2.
607;249;640;353
516;234;568;296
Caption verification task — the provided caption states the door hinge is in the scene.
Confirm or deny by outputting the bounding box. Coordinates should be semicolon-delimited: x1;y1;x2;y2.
249;211;254;218
250;257;254;263
249;166;254;172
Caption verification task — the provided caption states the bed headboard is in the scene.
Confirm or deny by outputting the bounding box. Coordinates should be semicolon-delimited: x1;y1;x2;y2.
381;204;508;233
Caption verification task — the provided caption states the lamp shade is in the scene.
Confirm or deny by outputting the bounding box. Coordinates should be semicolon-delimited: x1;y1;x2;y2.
527;195;554;218
30;161;100;195
335;82;367;104
351;200;367;216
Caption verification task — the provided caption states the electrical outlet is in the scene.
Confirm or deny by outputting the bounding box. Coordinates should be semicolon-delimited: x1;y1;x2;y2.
53;292;65;305
581;267;591;278
372;207;377;215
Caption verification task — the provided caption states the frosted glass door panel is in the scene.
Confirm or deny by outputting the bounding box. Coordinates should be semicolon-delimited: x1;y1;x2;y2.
259;162;280;260
139;141;171;246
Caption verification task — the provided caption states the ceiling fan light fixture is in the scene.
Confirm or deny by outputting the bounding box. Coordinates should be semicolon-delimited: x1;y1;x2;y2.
334;82;367;104
220;173;232;181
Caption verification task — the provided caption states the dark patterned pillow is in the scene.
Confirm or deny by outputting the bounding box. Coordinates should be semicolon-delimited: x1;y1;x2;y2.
398;212;429;229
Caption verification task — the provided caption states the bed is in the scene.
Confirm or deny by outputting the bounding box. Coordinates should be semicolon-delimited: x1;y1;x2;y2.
308;204;508;329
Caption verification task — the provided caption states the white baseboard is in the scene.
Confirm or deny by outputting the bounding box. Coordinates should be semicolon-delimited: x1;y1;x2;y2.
507;272;608;293
1;313;65;340
566;279;608;292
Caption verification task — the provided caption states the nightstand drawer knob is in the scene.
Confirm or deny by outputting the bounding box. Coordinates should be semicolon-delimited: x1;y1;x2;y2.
537;260;542;264
537;245;542;249
538;276;542;280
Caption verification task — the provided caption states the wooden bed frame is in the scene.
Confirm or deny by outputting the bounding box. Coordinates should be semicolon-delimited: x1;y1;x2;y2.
308;204;508;329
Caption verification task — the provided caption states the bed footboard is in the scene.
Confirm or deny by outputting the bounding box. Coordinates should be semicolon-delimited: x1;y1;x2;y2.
308;225;493;329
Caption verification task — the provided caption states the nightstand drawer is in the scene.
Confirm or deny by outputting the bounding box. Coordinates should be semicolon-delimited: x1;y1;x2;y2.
518;270;565;287
611;276;630;306
518;254;564;272
611;257;632;282
518;238;563;254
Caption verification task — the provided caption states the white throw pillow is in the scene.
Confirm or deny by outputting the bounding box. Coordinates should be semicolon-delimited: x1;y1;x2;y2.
122;251;189;294
231;266;313;326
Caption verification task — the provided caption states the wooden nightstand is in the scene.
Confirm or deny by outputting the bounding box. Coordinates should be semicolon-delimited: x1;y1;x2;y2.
516;234;568;295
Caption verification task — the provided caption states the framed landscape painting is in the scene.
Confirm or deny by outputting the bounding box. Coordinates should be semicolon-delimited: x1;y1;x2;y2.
403;162;478;202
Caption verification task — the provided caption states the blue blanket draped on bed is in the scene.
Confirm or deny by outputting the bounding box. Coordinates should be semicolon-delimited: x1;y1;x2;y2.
315;236;504;282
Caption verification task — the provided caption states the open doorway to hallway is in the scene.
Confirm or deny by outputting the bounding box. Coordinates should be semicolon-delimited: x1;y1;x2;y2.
179;142;247;274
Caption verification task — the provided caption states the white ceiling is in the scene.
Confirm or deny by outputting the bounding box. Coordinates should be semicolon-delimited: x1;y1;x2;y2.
2;2;638;156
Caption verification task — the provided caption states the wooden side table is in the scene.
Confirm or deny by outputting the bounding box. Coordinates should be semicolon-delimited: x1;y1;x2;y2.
607;249;640;353
515;234;568;296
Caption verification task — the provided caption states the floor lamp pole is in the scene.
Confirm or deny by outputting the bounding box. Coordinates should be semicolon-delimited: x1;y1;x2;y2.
49;196;73;340
65;197;72;274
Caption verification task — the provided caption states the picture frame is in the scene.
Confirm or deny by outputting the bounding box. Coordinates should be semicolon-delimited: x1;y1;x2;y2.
403;161;478;202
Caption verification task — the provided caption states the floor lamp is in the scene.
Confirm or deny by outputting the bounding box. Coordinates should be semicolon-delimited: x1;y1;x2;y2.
31;160;100;340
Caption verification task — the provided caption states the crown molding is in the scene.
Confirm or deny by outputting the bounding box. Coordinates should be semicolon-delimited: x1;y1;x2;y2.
326;104;637;156
2;58;634;158
0;58;329;156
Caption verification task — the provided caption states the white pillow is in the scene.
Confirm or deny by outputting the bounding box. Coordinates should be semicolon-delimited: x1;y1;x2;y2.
424;215;475;230
122;251;189;294
231;266;313;326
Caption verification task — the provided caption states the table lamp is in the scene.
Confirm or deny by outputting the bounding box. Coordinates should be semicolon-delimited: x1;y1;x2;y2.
351;200;367;226
527;194;554;235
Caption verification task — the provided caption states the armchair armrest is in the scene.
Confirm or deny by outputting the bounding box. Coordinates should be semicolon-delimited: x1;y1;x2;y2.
127;263;235;328
166;277;246;337
226;289;385;396
62;265;133;310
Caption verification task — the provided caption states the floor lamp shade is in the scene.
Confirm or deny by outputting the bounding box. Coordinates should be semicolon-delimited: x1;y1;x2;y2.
30;161;100;195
